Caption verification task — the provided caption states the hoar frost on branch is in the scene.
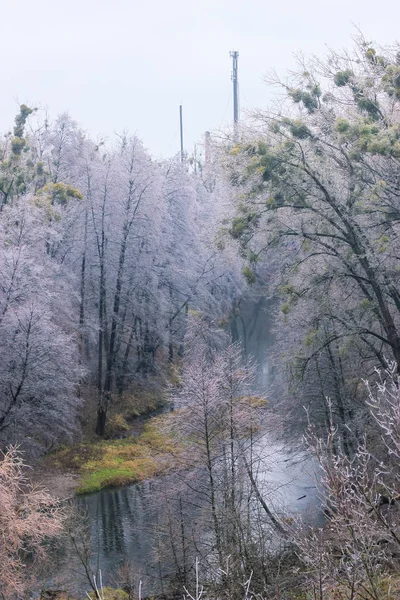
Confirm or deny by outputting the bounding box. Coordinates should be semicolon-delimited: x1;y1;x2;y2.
0;104;245;446
294;364;400;599
225;35;400;442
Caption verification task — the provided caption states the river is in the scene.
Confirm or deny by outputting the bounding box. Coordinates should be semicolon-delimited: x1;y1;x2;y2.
54;295;321;596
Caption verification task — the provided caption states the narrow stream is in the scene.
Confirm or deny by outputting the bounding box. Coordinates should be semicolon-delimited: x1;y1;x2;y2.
55;296;321;596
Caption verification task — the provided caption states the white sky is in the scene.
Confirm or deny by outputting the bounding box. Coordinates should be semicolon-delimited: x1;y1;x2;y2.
1;0;399;158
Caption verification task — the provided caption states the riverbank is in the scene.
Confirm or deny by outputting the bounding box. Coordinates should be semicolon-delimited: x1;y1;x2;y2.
40;411;187;496
33;391;270;498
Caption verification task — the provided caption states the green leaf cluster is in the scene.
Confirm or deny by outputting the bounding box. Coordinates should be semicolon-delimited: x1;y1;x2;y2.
288;86;321;113
334;69;353;87
36;182;83;206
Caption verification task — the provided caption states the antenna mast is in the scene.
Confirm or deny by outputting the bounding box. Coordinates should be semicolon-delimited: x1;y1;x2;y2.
230;50;239;138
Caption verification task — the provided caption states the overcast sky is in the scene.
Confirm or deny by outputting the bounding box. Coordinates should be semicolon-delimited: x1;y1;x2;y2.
1;0;399;158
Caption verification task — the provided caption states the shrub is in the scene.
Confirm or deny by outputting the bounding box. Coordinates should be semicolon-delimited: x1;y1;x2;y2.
0;447;64;599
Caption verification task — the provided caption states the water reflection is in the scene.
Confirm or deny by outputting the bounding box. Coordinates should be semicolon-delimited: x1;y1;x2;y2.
78;480;160;588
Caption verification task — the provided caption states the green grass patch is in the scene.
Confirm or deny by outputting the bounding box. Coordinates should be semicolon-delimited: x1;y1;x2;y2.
47;414;187;495
77;467;138;494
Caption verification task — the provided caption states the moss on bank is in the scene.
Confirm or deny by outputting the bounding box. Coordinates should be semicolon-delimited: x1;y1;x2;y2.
47;414;186;494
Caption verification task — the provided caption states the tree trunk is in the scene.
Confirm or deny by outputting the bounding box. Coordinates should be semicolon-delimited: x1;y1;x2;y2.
95;403;107;436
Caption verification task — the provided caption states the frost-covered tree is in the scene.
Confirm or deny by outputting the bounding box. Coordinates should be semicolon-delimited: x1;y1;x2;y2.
164;317;284;592
0;104;245;443
295;364;400;599
226;36;400;439
0;197;81;452
0;107;82;452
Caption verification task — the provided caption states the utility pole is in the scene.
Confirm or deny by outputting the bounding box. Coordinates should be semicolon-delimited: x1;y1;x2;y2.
230;50;239;138
205;131;211;167
179;104;184;163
